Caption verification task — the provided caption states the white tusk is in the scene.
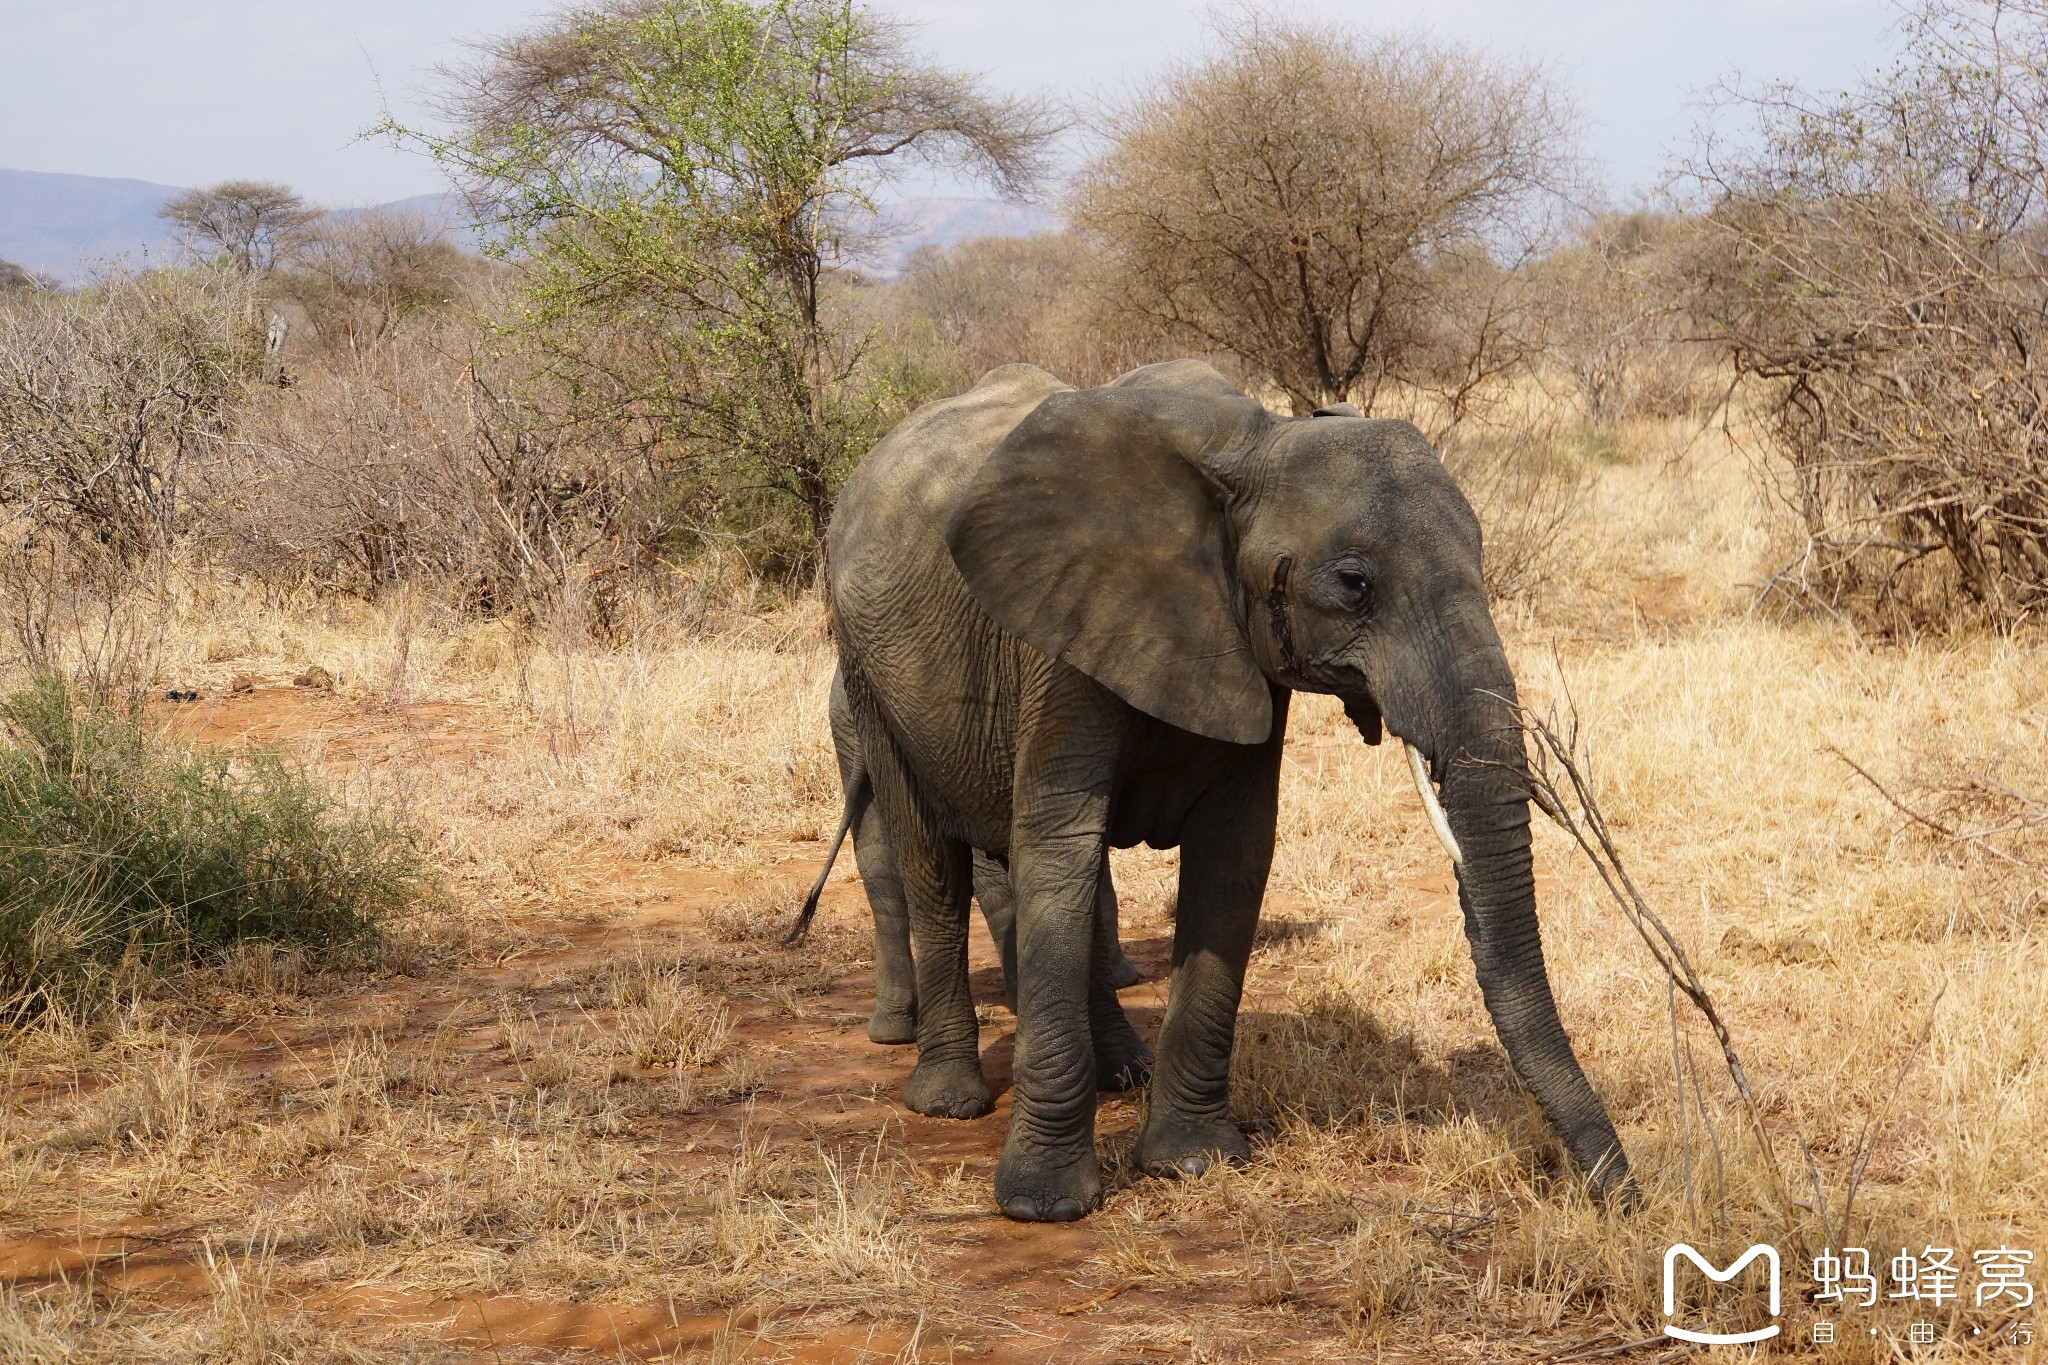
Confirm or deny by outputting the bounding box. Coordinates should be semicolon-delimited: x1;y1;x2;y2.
1406;742;1464;867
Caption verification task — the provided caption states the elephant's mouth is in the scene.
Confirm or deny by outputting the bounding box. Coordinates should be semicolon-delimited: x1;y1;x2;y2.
1341;687;1462;867
1342;691;1383;744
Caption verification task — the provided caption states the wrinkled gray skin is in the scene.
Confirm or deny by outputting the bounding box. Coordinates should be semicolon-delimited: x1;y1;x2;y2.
829;359;1634;1222
803;669;1142;1045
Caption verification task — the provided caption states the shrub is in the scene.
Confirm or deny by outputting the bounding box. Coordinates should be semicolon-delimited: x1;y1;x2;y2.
1684;0;2048;629
0;268;264;565
203;322;665;623
1535;212;1716;426
0;673;435;1015
1067;14;1576;420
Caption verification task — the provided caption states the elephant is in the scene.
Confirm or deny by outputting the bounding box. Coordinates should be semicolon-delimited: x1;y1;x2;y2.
826;358;1634;1222
787;669;1142;1047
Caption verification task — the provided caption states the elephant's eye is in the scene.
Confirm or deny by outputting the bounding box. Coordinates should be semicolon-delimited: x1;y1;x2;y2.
1332;559;1375;609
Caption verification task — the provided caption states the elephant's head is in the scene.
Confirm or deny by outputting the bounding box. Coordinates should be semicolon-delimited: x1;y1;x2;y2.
946;360;1633;1201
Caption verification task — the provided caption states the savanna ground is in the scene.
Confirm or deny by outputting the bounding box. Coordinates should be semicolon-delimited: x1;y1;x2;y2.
3;410;2045;1362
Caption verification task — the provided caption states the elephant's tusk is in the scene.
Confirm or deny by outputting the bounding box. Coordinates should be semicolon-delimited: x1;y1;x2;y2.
1406;743;1464;867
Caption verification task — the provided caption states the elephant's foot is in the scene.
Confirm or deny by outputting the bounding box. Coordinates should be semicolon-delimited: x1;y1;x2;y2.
995;1130;1103;1222
1108;948;1142;991
903;1055;993;1119
866;1001;918;1046
1135;1111;1250;1179
1094;1026;1153;1093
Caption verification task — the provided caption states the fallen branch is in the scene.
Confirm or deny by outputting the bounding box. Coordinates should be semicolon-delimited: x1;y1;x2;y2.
1828;746;2045;872
1546;1332;1680;1363
1057;1282;1134;1315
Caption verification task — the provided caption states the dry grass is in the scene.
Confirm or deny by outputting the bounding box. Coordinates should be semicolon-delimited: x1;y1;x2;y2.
0;405;2042;1357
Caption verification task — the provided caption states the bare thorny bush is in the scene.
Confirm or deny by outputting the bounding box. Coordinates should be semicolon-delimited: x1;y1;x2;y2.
207;321;670;630
860;233;1174;396
1535;212;1720;427
0;270;263;566
0;270;265;695
1688;0;2048;631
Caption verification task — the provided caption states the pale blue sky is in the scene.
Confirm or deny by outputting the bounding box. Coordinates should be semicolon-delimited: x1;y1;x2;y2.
0;0;1901;204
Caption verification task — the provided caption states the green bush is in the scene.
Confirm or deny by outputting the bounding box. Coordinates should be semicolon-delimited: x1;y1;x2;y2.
0;673;435;1015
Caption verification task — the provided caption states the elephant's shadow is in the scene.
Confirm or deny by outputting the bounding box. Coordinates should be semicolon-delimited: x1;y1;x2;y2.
966;934;1553;1160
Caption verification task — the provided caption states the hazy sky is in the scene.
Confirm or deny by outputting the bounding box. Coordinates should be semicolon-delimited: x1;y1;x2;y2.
0;0;1902;205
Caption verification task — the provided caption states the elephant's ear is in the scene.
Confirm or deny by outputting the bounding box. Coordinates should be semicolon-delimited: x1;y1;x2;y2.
946;387;1275;745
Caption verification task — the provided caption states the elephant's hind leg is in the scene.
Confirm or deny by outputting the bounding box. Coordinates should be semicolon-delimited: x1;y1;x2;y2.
1099;868;1142;992
970;851;1020;1014
1134;737;1283;1179
897;833;990;1119
830;673;919;1045
850;711;990;1117
850;797;918;1045
1090;853;1150;1091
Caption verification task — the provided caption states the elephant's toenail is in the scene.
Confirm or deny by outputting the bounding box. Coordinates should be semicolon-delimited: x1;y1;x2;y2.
1001;1197;1040;1221
1178;1156;1208;1176
1048;1198;1085;1221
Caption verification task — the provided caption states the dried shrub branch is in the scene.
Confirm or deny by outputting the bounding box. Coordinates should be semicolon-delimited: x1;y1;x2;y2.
1068;13;1579;421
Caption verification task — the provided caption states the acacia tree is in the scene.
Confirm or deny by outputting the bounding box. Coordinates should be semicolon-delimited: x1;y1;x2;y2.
157;181;319;274
1068;16;1576;418
385;0;1056;574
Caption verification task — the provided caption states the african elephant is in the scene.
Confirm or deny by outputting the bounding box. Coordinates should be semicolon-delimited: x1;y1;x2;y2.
828;359;1634;1221
787;669;1142;1046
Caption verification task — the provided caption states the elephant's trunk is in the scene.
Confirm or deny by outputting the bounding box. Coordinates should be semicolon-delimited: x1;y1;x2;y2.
1426;675;1635;1201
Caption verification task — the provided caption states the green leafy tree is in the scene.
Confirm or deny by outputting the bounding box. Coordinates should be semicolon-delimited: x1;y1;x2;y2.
382;0;1056;575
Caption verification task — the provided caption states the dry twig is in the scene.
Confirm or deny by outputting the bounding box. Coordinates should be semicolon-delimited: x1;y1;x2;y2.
1507;698;1802;1251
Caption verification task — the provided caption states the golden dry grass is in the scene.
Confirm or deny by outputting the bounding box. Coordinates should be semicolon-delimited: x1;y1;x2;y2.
1;408;2043;1359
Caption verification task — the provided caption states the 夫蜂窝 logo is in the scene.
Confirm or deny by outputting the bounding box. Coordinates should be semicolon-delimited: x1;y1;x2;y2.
1663;1243;1782;1345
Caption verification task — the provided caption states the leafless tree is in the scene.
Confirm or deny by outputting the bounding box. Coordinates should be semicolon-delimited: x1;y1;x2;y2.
869;232;1170;392
158;180;320;274
205;320;665;626
1535;212;1713;425
280;209;481;357
1682;0;2048;629
1067;14;1579;418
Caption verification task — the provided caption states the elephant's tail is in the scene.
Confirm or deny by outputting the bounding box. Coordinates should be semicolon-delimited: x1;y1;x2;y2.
783;771;869;945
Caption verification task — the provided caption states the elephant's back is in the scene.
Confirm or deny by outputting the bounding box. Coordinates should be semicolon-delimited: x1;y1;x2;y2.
829;364;1067;639
831;364;1068;573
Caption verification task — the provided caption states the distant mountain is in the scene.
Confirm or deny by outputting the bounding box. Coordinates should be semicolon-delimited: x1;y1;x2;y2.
0;168;1056;283
332;191;485;246
0;169;184;280
862;197;1059;274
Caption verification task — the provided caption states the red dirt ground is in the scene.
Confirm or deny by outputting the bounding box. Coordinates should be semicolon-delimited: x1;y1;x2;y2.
1;682;1565;1363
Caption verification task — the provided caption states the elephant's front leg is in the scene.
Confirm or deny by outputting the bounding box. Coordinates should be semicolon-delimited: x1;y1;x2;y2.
1135;739;1284;1178
998;717;1121;1221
